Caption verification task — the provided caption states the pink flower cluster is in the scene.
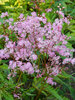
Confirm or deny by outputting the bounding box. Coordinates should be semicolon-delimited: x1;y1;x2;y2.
45;8;52;12
1;12;8;18
0;11;75;85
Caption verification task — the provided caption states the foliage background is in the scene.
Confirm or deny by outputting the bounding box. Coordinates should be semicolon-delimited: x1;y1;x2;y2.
0;0;75;100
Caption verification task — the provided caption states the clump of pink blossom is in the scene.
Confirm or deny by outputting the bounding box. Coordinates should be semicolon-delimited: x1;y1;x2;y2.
45;8;52;12
1;12;9;18
0;11;74;85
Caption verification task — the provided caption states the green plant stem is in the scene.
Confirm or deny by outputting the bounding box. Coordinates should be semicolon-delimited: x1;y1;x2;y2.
35;81;46;100
35;73;49;100
17;71;22;83
14;71;23;93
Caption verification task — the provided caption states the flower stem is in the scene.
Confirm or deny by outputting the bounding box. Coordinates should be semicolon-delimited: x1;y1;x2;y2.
35;82;45;100
17;71;22;83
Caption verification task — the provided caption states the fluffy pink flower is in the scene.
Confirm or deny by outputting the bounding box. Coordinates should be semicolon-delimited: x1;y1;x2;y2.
71;58;75;65
25;62;31;70
45;8;52;12
31;54;37;60
9;18;13;22
19;13;24;19
57;11;64;17
47;77;56;85
31;12;36;17
1;12;8;18
9;61;16;69
14;94;20;99
28;67;34;74
0;10;74;85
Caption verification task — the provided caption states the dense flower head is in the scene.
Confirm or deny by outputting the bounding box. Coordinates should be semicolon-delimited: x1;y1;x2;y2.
0;11;75;85
45;8;52;12
1;12;8;18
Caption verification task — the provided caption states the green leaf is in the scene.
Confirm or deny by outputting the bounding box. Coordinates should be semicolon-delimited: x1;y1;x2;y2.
54;75;75;100
61;71;72;78
62;97;69;100
0;60;9;64
71;76;75;81
66;42;73;49
26;92;36;96
2;90;14;100
66;31;75;45
0;90;2;100
0;73;4;81
5;2;10;6
69;87;75;100
44;85;63;100
0;18;3;24
43;36;46;40
64;0;72;3
0;64;8;69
